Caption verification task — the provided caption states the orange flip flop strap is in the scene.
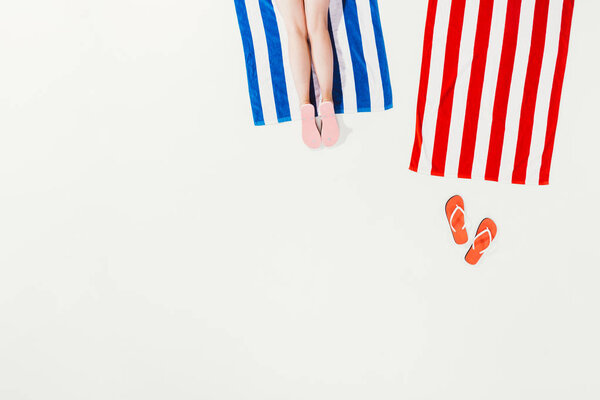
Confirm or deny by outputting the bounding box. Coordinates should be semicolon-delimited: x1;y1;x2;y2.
448;205;466;232
472;228;493;254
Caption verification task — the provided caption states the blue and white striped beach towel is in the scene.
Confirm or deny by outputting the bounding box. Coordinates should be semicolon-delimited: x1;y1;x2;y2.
234;0;393;126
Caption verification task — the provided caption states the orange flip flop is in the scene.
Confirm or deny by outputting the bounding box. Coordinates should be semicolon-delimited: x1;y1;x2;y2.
445;195;468;245
465;218;497;266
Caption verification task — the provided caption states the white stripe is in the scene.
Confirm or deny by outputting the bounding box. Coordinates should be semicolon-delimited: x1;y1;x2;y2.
471;0;508;180
311;67;321;105
273;4;300;120
498;0;536;183
330;0;357;113
246;0;278;124
444;0;480;177
525;0;563;184
418;0;452;173
356;0;384;111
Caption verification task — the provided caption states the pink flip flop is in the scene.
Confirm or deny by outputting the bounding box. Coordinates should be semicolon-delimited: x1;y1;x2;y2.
301;104;321;149
319;101;339;147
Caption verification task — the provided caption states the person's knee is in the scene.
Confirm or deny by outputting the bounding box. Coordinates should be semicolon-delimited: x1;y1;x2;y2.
287;18;308;41
306;15;328;41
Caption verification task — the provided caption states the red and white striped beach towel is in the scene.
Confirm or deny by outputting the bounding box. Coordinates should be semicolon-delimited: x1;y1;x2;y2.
410;0;575;185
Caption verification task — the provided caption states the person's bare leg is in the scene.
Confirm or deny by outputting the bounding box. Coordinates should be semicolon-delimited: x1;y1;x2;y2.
276;0;321;148
305;0;338;146
275;0;312;105
305;0;333;103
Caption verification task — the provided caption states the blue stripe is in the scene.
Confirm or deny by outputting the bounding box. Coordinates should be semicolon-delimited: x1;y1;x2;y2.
258;0;291;122
369;0;393;109
328;13;344;114
234;0;265;125
342;0;371;112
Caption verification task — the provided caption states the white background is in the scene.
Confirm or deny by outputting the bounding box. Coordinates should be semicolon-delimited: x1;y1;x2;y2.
1;1;599;399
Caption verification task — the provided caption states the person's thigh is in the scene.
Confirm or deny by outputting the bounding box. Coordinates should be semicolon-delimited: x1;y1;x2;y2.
304;0;330;29
275;0;307;34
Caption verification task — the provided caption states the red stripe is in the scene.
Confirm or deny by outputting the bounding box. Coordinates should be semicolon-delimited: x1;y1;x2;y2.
539;0;574;185
430;0;467;176
511;0;550;184
410;0;439;172
484;0;522;181
457;0;495;179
